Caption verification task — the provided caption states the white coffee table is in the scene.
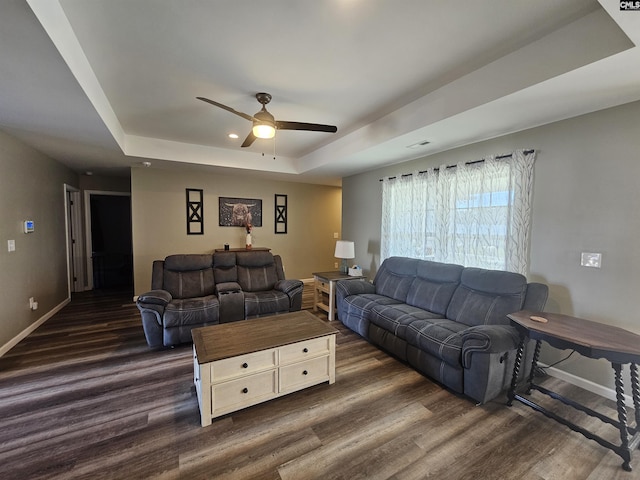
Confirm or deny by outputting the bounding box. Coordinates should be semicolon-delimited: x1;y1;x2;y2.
192;310;337;426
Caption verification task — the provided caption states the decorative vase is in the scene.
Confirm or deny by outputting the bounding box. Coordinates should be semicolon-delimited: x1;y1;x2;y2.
245;233;252;250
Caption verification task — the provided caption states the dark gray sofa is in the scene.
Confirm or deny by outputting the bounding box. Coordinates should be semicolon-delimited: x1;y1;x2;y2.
336;256;548;404
136;251;303;347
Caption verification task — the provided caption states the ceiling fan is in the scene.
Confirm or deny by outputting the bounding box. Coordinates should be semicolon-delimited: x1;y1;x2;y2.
197;93;338;147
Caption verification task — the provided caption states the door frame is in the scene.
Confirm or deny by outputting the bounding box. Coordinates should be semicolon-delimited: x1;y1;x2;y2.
64;184;84;295
84;190;131;290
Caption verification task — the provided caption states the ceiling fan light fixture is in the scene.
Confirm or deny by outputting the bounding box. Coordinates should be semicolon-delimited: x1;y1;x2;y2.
252;123;276;139
252;107;276;139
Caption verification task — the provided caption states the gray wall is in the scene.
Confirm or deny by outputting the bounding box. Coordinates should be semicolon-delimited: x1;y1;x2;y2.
342;100;640;393
0;130;78;351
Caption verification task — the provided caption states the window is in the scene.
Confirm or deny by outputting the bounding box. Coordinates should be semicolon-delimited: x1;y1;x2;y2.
381;150;535;275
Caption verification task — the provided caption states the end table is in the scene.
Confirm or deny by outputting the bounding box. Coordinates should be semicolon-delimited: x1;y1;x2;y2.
312;271;365;321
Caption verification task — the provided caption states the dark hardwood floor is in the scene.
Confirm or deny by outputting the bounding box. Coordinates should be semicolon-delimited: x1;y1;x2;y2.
0;289;637;479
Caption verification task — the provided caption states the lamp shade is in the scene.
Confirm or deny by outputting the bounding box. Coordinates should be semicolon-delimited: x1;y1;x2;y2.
334;240;355;259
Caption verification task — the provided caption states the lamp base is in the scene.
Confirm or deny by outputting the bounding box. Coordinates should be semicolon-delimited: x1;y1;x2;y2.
340;259;349;275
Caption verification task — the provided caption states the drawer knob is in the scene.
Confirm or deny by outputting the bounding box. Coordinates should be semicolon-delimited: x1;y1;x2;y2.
242;387;249;394
242;362;248;368
303;370;308;375
303;348;309;353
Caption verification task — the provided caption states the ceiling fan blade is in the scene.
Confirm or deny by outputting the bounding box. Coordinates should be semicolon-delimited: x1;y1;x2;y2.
241;131;257;148
196;97;256;122
276;121;337;133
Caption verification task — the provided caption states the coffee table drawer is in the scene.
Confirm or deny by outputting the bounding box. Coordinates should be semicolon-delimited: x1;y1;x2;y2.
212;369;278;415
211;348;277;382
280;355;330;393
279;337;331;364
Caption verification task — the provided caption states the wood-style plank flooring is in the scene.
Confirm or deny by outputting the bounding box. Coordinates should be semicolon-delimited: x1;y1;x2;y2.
0;289;637;479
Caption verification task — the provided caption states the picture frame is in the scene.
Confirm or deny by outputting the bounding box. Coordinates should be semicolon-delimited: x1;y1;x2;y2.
219;197;262;227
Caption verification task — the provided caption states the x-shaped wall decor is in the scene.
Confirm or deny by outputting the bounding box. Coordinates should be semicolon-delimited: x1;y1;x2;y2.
186;188;204;235
275;194;287;234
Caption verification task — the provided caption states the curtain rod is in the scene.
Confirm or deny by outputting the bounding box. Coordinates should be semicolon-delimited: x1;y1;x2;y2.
379;149;535;182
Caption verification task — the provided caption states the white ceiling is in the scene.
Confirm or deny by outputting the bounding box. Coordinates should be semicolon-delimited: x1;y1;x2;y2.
1;0;639;186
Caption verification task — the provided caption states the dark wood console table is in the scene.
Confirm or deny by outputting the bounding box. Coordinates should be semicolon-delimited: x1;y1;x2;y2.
507;310;640;471
214;247;270;253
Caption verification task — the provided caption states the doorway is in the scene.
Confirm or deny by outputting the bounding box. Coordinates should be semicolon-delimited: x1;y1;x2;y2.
85;191;133;290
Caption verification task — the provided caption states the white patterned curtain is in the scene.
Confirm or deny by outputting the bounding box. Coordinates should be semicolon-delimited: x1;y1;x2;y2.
381;149;535;275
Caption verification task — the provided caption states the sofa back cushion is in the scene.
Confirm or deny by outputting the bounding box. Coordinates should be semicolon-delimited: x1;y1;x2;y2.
406;260;464;315
373;257;419;302
236;251;280;292
213;252;238;283
162;254;215;299
446;267;527;327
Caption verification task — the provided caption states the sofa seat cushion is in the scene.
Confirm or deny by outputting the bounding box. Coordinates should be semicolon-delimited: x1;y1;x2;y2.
339;294;402;338
244;290;290;317
370;304;444;341
343;293;402;311
163;295;219;328
405;318;469;367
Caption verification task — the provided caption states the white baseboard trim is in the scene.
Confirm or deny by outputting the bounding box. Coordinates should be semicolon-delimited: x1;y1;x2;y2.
0;297;71;358
544;364;633;407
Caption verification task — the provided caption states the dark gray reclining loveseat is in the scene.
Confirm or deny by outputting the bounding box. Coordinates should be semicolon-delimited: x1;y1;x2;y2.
136;251;303;348
336;257;548;404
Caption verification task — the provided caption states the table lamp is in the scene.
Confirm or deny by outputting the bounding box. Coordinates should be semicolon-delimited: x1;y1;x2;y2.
334;240;355;274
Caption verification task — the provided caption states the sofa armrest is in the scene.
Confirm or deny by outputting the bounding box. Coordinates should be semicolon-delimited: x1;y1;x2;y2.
137;289;172;307
217;282;242;294
275;279;303;296
460;325;521;369
460;324;533;404
274;279;304;311
136;290;172;348
336;279;375;298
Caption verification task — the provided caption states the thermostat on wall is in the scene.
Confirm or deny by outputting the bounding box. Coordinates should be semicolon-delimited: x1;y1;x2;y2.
24;220;34;233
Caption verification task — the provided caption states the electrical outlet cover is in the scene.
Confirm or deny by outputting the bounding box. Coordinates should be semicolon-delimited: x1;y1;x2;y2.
581;252;601;268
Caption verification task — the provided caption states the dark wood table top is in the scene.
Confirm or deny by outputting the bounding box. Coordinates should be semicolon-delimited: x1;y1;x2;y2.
312;271;362;281
508;310;640;364
192;310;338;364
214;247;270;252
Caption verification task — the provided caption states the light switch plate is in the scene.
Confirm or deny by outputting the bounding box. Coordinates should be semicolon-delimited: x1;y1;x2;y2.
7;240;15;252
581;252;601;268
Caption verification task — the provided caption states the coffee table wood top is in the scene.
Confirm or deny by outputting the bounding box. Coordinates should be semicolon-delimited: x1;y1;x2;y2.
192;310;338;364
508;310;640;364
